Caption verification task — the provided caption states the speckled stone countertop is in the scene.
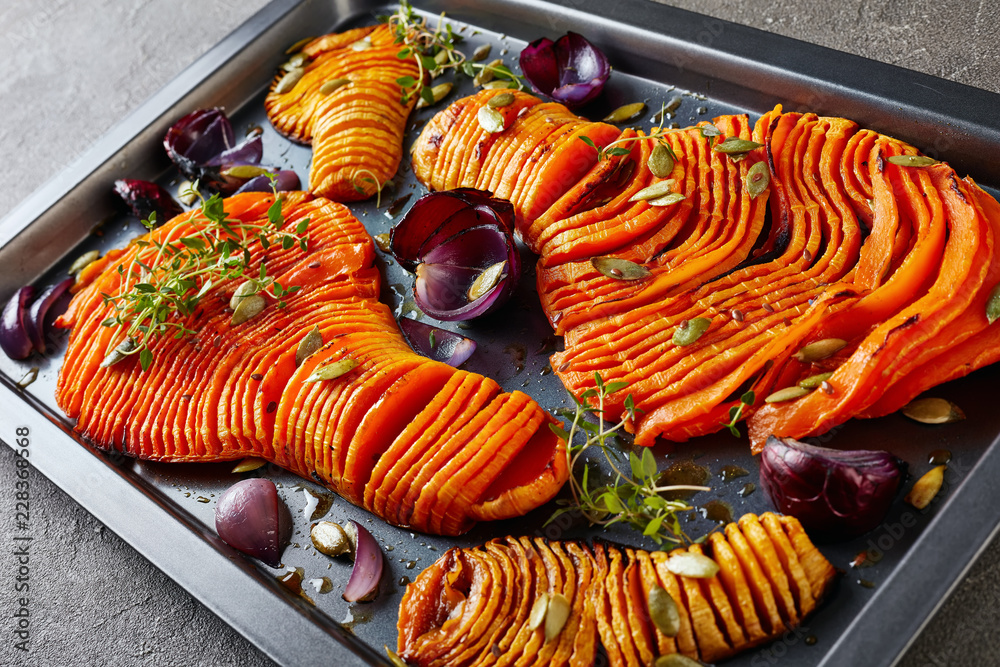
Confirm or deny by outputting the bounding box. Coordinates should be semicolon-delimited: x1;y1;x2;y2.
1;1;999;665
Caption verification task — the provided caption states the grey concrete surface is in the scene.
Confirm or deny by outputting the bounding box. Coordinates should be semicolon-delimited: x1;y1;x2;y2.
1;0;999;665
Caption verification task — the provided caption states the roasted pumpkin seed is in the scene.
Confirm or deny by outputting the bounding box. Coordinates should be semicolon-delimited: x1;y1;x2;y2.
374;233;392;252
481;80;516;90
648;193;686;207
544;593;571;641
100;336;136;368
474;58;503;86
296;326;323;366
385;648;409;667
222;165;271;180
231;293;266;326
477;106;505;133
987;283;1000;324
648;144;675;178
648;586;680;637
306;358;358;382
887;154;938;167
350;37;372;51
901;397;965;424
798;372;834;389
274;67;305;94
434;50;450;66
487;92;515;109
230;279;262;310
592;257;651;281
746;160;770;198
666;552;720;578
672;317;711;346
311;521;353;557
699;123;722;139
603;102;647;123
765;386;811;403
468;261;507;301
472;43;492;61
284;36;314;54
794;338;847;363
177;180;199;206
231;457;268;473
416;82;453;109
713;138;763;154
69;250;100;275
319;78;351;95
630;180;677;202
654;655;702;667
282;52;308;71
528;592;549;630
904;465;946;509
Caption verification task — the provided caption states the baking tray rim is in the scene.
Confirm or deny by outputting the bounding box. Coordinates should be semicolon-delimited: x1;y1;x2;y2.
2;0;1000;666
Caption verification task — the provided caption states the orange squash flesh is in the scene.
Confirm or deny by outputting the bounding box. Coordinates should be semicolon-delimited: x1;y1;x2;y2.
55;192;566;535
398;513;836;666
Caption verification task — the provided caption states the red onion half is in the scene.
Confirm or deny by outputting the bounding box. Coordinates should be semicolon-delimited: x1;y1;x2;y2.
164;108;267;194
215;478;286;568
390;189;520;321
114;179;183;224
399;317;477;367
25;278;73;354
0;287;35;360
760;436;903;541
234;170;301;195
519;32;610;108
342;521;383;602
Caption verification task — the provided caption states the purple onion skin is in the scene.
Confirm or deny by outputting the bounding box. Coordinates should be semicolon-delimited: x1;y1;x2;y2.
234;170;301;195
25;278;73;354
0;286;35;360
343;521;384;602
215;478;285;568
398;317;477;367
519;32;610;109
163;108;265;194
390;189;520;321
114;179;183;225
760;436;904;541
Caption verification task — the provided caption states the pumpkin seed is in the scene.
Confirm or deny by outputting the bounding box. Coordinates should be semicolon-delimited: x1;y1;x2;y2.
477;106;506;133
311;521;353;557
374;233;392;252
648;586;680;637
713;138;763;154
319;78;351;95
647;193;686;207
901;397;965;424
274;66;305;94
285;36;314;54
100;336;136;368
487;92;515;109
231;293;266;326
904;465;946;509
350;37;372;51
306;358;358;382
603;102;647;123
528;592;549;630
887;154;938;167
794;338;847;363
472;43;492;61
474;58;503;86
481;80;516;90
648;144;675;178
434;50;450;66
765;386;811;403
665;552;720;579
230;279;262;310
231;457;268;473
468;261;508;301
282;52;308;71
592;257;652;281
68;250;100;275
177;180;199;205
223;165;271;180
296;326;323;366
746;161;770;198
699;123;722;139
544;593;571;641
385;647;410;667
630;180;676;202
986;283;1000;324
798;372;834;389
654;655;703;667
416;82;453;109
672;317;711;346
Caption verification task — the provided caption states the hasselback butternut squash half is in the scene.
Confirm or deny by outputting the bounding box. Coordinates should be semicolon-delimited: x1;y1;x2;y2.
397;512;836;666
55;192;567;535
264;24;420;202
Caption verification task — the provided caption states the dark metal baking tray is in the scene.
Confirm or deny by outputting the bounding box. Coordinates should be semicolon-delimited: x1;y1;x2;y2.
2;0;1000;665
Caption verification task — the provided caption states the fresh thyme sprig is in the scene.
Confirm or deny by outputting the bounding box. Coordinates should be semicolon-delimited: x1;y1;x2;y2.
724;390;755;437
548;373;711;547
99;179;309;371
381;0;525;106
